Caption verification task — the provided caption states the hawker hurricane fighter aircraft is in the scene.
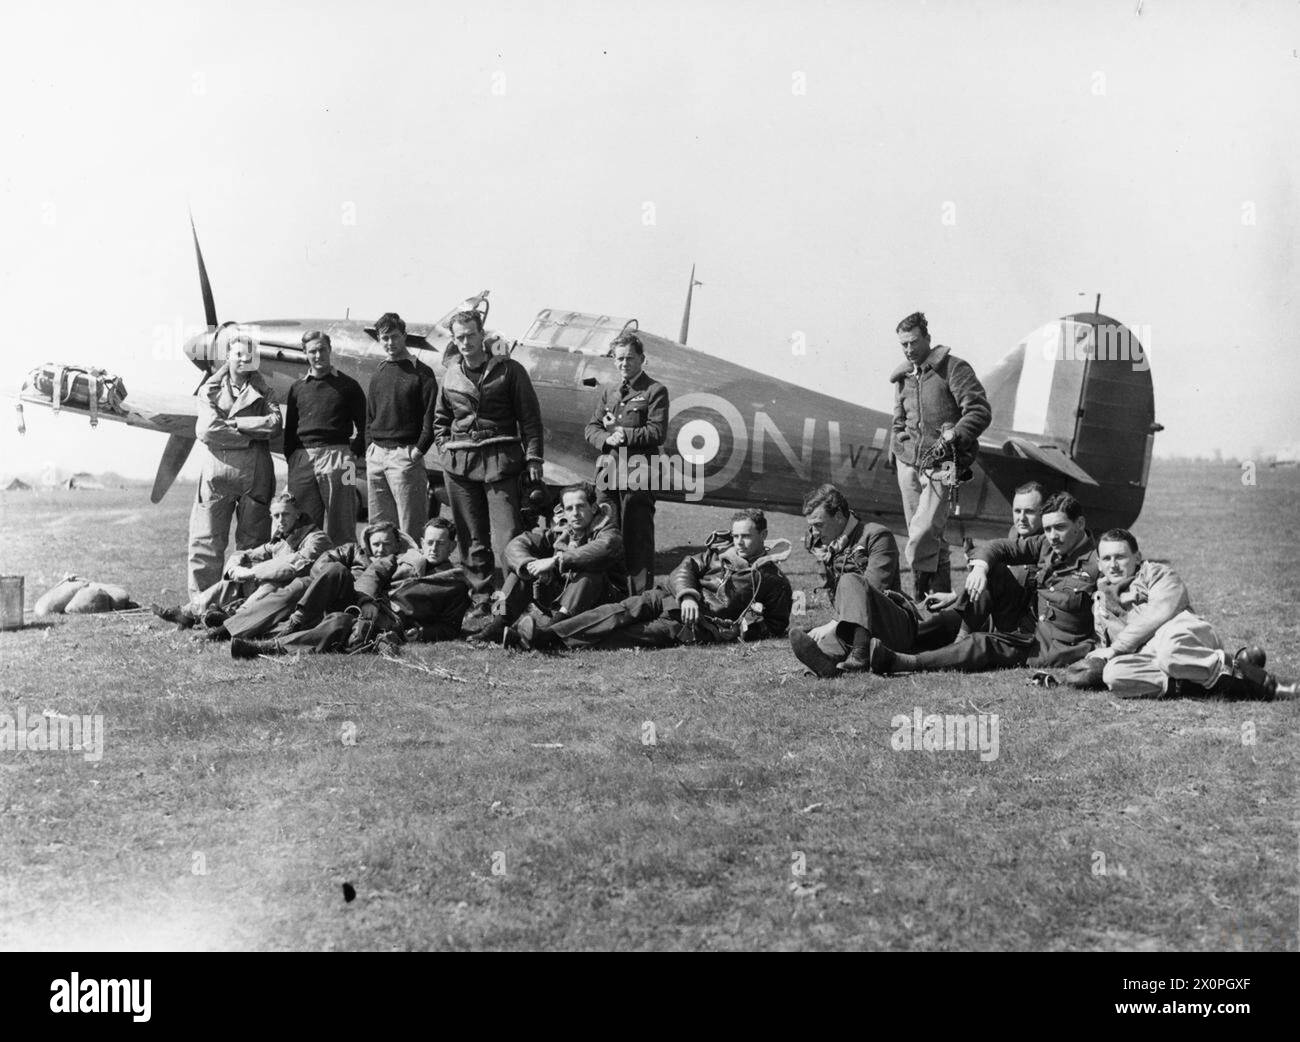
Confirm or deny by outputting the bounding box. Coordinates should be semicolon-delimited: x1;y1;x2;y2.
14;222;1161;539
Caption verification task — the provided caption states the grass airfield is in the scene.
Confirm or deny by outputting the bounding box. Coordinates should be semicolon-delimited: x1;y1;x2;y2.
0;460;1295;951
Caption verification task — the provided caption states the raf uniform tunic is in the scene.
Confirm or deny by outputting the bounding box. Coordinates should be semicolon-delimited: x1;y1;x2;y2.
806;513;919;660
584;369;670;596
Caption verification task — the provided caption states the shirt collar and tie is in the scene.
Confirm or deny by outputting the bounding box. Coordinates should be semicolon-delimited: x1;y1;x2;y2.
619;371;647;399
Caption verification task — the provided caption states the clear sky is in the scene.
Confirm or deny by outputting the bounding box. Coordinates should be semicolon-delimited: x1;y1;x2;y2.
1;0;1296;483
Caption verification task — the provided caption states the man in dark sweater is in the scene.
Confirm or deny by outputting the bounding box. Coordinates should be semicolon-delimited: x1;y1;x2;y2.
365;312;439;540
284;330;367;546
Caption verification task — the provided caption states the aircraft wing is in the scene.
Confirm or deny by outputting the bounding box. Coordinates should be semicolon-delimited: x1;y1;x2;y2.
977;434;1100;486
14;384;198;439
13;377;201;502
541;459;589;487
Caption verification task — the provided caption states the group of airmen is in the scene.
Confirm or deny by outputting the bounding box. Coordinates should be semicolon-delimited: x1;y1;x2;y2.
151;309;1294;701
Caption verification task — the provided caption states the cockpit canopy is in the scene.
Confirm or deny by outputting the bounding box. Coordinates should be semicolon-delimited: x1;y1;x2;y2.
518;309;642;357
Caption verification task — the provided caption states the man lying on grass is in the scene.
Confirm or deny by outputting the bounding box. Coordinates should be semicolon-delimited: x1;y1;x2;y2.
497;508;793;652
1060;528;1297;700
867;492;1098;676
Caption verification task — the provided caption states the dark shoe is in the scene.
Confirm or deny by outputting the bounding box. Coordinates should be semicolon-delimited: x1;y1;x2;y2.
868;638;915;676
501;624;526;651
789;628;841;678
468;616;509;645
231;637;278;659
205;624;230;642
152;603;197;629
1234;645;1267;670
837;647;872;673
1063;656;1107;689
230;637;256;660
1207;659;1278;701
514;615;561;652
202;608;228;629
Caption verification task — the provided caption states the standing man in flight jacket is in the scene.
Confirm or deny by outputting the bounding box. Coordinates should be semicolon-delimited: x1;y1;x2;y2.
890;311;991;599
433;309;545;621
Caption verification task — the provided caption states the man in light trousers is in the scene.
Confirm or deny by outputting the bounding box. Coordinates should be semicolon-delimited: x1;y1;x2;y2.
284;330;366;546
365;312;438;540
188;334;283;600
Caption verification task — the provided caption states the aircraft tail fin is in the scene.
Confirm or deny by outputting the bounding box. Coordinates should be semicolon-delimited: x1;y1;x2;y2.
979;313;1158;530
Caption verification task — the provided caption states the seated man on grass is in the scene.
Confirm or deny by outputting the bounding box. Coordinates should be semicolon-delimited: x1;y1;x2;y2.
1061;528;1296;700
868;492;1098;676
153;491;331;639
471;482;625;645
231;518;468;657
912;479;1047;651
388;517;472;642
258;520;413;637
788;483;918;677
503;508;793;652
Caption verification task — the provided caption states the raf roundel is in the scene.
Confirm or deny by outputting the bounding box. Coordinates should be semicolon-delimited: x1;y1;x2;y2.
677;419;721;464
667;392;749;492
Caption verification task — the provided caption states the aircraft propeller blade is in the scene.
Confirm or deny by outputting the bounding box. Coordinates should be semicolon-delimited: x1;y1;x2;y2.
151;432;195;503
190;212;218;330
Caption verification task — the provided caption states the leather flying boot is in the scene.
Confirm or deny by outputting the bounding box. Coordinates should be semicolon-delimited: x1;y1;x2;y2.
1207;659;1278;700
152;603;197;629
868;638;920;675
231;637;280;659
468;616;509;645
790;628;842;679
1233;645;1267;669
